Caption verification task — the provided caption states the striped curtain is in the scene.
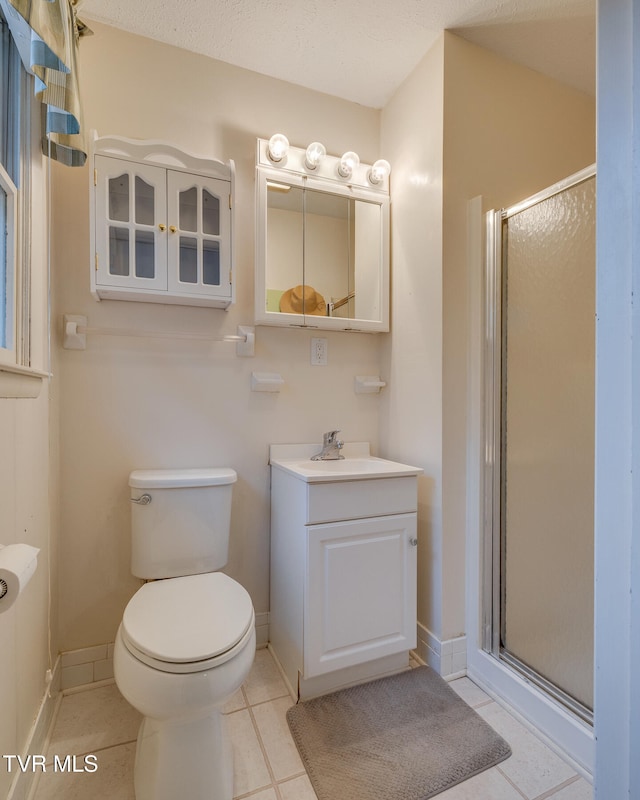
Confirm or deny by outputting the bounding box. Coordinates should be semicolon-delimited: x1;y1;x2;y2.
0;0;91;166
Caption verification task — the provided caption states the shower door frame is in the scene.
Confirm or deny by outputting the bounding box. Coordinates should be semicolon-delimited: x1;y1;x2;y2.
463;167;596;777
483;165;596;727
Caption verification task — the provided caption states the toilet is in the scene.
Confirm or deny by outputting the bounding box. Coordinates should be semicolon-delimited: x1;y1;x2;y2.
113;468;256;800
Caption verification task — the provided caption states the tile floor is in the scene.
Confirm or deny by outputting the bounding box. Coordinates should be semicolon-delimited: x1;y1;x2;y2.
31;648;593;800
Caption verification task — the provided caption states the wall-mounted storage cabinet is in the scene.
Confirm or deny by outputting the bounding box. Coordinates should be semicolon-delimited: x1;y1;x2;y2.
90;133;235;308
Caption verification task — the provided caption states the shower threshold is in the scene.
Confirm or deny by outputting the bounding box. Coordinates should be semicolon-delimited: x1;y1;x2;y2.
499;649;593;727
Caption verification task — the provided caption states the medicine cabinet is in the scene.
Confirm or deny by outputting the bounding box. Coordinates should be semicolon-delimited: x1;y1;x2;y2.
255;138;390;332
90;133;235;308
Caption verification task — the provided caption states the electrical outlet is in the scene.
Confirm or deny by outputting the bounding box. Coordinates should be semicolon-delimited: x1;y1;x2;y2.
311;337;328;366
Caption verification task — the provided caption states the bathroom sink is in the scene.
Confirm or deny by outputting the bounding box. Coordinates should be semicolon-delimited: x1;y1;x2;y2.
308;457;402;473
269;445;422;483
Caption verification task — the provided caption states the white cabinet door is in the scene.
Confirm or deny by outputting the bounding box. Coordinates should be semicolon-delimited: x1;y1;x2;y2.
304;513;417;678
94;156;168;291
167;171;232;301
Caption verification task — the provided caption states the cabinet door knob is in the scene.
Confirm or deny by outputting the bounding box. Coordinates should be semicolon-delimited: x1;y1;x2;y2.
158;223;166;231
169;225;177;233
409;537;418;547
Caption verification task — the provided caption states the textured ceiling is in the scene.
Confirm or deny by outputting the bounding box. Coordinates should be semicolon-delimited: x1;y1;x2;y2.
80;0;595;108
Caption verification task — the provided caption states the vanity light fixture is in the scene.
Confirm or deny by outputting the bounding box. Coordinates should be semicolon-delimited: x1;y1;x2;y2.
368;159;391;185
259;137;390;193
338;151;360;179
305;141;326;170
267;133;289;163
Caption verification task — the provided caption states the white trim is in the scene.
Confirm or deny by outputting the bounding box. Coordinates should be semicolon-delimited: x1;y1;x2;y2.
594;2;640;794
90;131;232;180
0;362;46;397
58;612;271;691
502;164;595;219
466;656;593;782
7;657;61;800
0;160;16;364
467;649;594;776
415;622;467;678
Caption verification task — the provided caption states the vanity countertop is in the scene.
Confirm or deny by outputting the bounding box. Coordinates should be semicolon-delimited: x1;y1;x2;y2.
269;442;422;483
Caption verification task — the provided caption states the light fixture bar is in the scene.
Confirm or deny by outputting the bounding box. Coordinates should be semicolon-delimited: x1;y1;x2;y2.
257;137;390;192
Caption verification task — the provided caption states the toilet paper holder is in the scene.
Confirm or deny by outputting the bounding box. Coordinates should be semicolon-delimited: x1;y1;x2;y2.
0;543;40;614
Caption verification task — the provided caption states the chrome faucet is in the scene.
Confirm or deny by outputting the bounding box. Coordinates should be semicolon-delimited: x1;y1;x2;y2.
311;430;345;461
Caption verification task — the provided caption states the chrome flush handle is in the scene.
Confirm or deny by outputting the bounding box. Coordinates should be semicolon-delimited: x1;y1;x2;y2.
130;494;152;505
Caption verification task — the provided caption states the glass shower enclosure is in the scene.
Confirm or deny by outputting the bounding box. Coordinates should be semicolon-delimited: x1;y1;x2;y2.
483;167;596;722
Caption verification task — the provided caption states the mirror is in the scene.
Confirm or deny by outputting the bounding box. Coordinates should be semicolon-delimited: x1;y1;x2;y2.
255;148;389;332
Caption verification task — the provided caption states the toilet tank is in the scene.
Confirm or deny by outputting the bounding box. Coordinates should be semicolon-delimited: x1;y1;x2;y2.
129;468;237;579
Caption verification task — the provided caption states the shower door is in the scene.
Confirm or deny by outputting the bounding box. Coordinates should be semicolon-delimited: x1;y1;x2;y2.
484;167;595;721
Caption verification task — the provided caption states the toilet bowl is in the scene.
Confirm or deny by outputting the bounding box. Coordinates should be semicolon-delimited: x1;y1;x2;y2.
114;572;256;800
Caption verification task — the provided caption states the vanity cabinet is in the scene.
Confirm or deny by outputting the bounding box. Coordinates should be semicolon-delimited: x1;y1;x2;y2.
305;513;417;677
269;443;420;699
90;134;235;308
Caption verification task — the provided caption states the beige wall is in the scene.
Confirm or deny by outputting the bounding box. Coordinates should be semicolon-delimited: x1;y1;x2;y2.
381;32;595;644
54;22;383;651
441;33;595;640
53;22;596;662
379;38;445;638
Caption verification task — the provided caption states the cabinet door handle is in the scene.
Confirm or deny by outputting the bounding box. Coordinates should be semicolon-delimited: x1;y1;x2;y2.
169;225;177;233
409;537;418;547
158;223;166;231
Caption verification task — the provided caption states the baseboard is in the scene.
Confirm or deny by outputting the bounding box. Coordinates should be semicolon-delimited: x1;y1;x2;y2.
415;622;467;679
58;612;271;691
255;611;269;648
7;658;61;800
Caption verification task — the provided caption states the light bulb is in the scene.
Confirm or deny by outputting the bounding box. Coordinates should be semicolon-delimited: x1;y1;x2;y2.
305;141;326;170
267;133;289;163
369;159;391;185
338;151;360;179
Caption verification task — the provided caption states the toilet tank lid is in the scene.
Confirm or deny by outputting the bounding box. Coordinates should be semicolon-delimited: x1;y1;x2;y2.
129;468;237;489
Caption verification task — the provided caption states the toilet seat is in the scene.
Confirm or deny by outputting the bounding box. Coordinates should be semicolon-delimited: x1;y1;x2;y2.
121;572;254;674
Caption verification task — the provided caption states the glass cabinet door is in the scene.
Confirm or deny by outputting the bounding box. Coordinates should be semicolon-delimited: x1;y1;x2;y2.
94;156;168;291
166;171;231;298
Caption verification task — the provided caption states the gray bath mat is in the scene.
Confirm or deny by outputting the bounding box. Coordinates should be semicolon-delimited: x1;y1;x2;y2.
286;666;511;800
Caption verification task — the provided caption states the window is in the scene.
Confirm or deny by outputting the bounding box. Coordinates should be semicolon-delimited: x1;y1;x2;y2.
0;6;30;367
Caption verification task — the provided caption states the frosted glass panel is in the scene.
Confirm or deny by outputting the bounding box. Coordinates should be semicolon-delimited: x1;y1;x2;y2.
202;189;220;235
501;176;595;710
203;241;220;285
179;187;198;232
179;236;197;283
108;227;129;275
109;174;129;222
135;231;155;278
135;176;154;226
